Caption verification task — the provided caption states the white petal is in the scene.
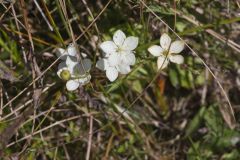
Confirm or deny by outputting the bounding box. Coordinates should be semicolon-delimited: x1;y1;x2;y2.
160;33;171;50
122;36;139;51
67;43;77;56
169;55;184;64
82;59;92;72
66;56;77;66
71;59;91;76
157;56;169;69
96;58;108;71
57;70;62;78
74;64;86;76
57;48;66;56
66;80;79;91
56;48;67;60
117;65;131;74
81;52;87;58
169;41;184;54
78;74;91;85
106;67;118;82
108;53;121;67
113;30;126;46
66;56;77;73
57;67;68;78
100;41;117;56
58;62;66;70
121;53;136;65
148;45;164;57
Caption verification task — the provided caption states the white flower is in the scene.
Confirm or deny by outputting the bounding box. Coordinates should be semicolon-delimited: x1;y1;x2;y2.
56;43;78;60
57;56;92;91
148;33;184;69
97;30;138;81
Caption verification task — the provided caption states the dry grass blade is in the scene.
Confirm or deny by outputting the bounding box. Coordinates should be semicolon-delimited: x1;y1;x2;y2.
85;115;93;160
33;0;53;31
0;3;12;21
3;25;58;47
81;0;100;36
75;0;113;41
20;0;34;51
11;4;28;63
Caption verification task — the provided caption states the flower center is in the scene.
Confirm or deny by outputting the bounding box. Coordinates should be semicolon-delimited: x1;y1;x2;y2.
116;47;124;53
60;70;71;81
162;50;170;57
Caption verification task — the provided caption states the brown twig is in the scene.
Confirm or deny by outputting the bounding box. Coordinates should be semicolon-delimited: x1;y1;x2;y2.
85;115;93;160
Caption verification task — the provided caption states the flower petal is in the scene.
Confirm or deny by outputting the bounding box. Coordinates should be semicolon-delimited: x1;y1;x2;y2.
58;62;66;70
66;80;79;91
67;43;77;56
113;30;126;46
121;53;136;65
169;41;184;54
169;55;184;64
76;74;91;86
66;56;77;66
73;64;84;76
66;56;77;73
106;67;118;82
82;59;92;72
148;45;164;57
56;48;67;60
160;33;171;50
157;56;169;69
96;58;108;71
57;70;62;78
81;52;87;58
100;41;117;56
57;67;68;78
72;58;92;76
57;48;66;56
122;36;139;51
108;53;121;67
117;65;131;74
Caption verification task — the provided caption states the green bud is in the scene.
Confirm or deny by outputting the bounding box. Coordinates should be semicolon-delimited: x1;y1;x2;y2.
60;70;71;81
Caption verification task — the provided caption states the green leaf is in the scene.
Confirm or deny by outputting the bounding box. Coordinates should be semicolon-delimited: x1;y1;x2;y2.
185;106;206;137
204;105;223;133
195;72;205;86
147;5;174;15
176;22;187;32
169;68;179;87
